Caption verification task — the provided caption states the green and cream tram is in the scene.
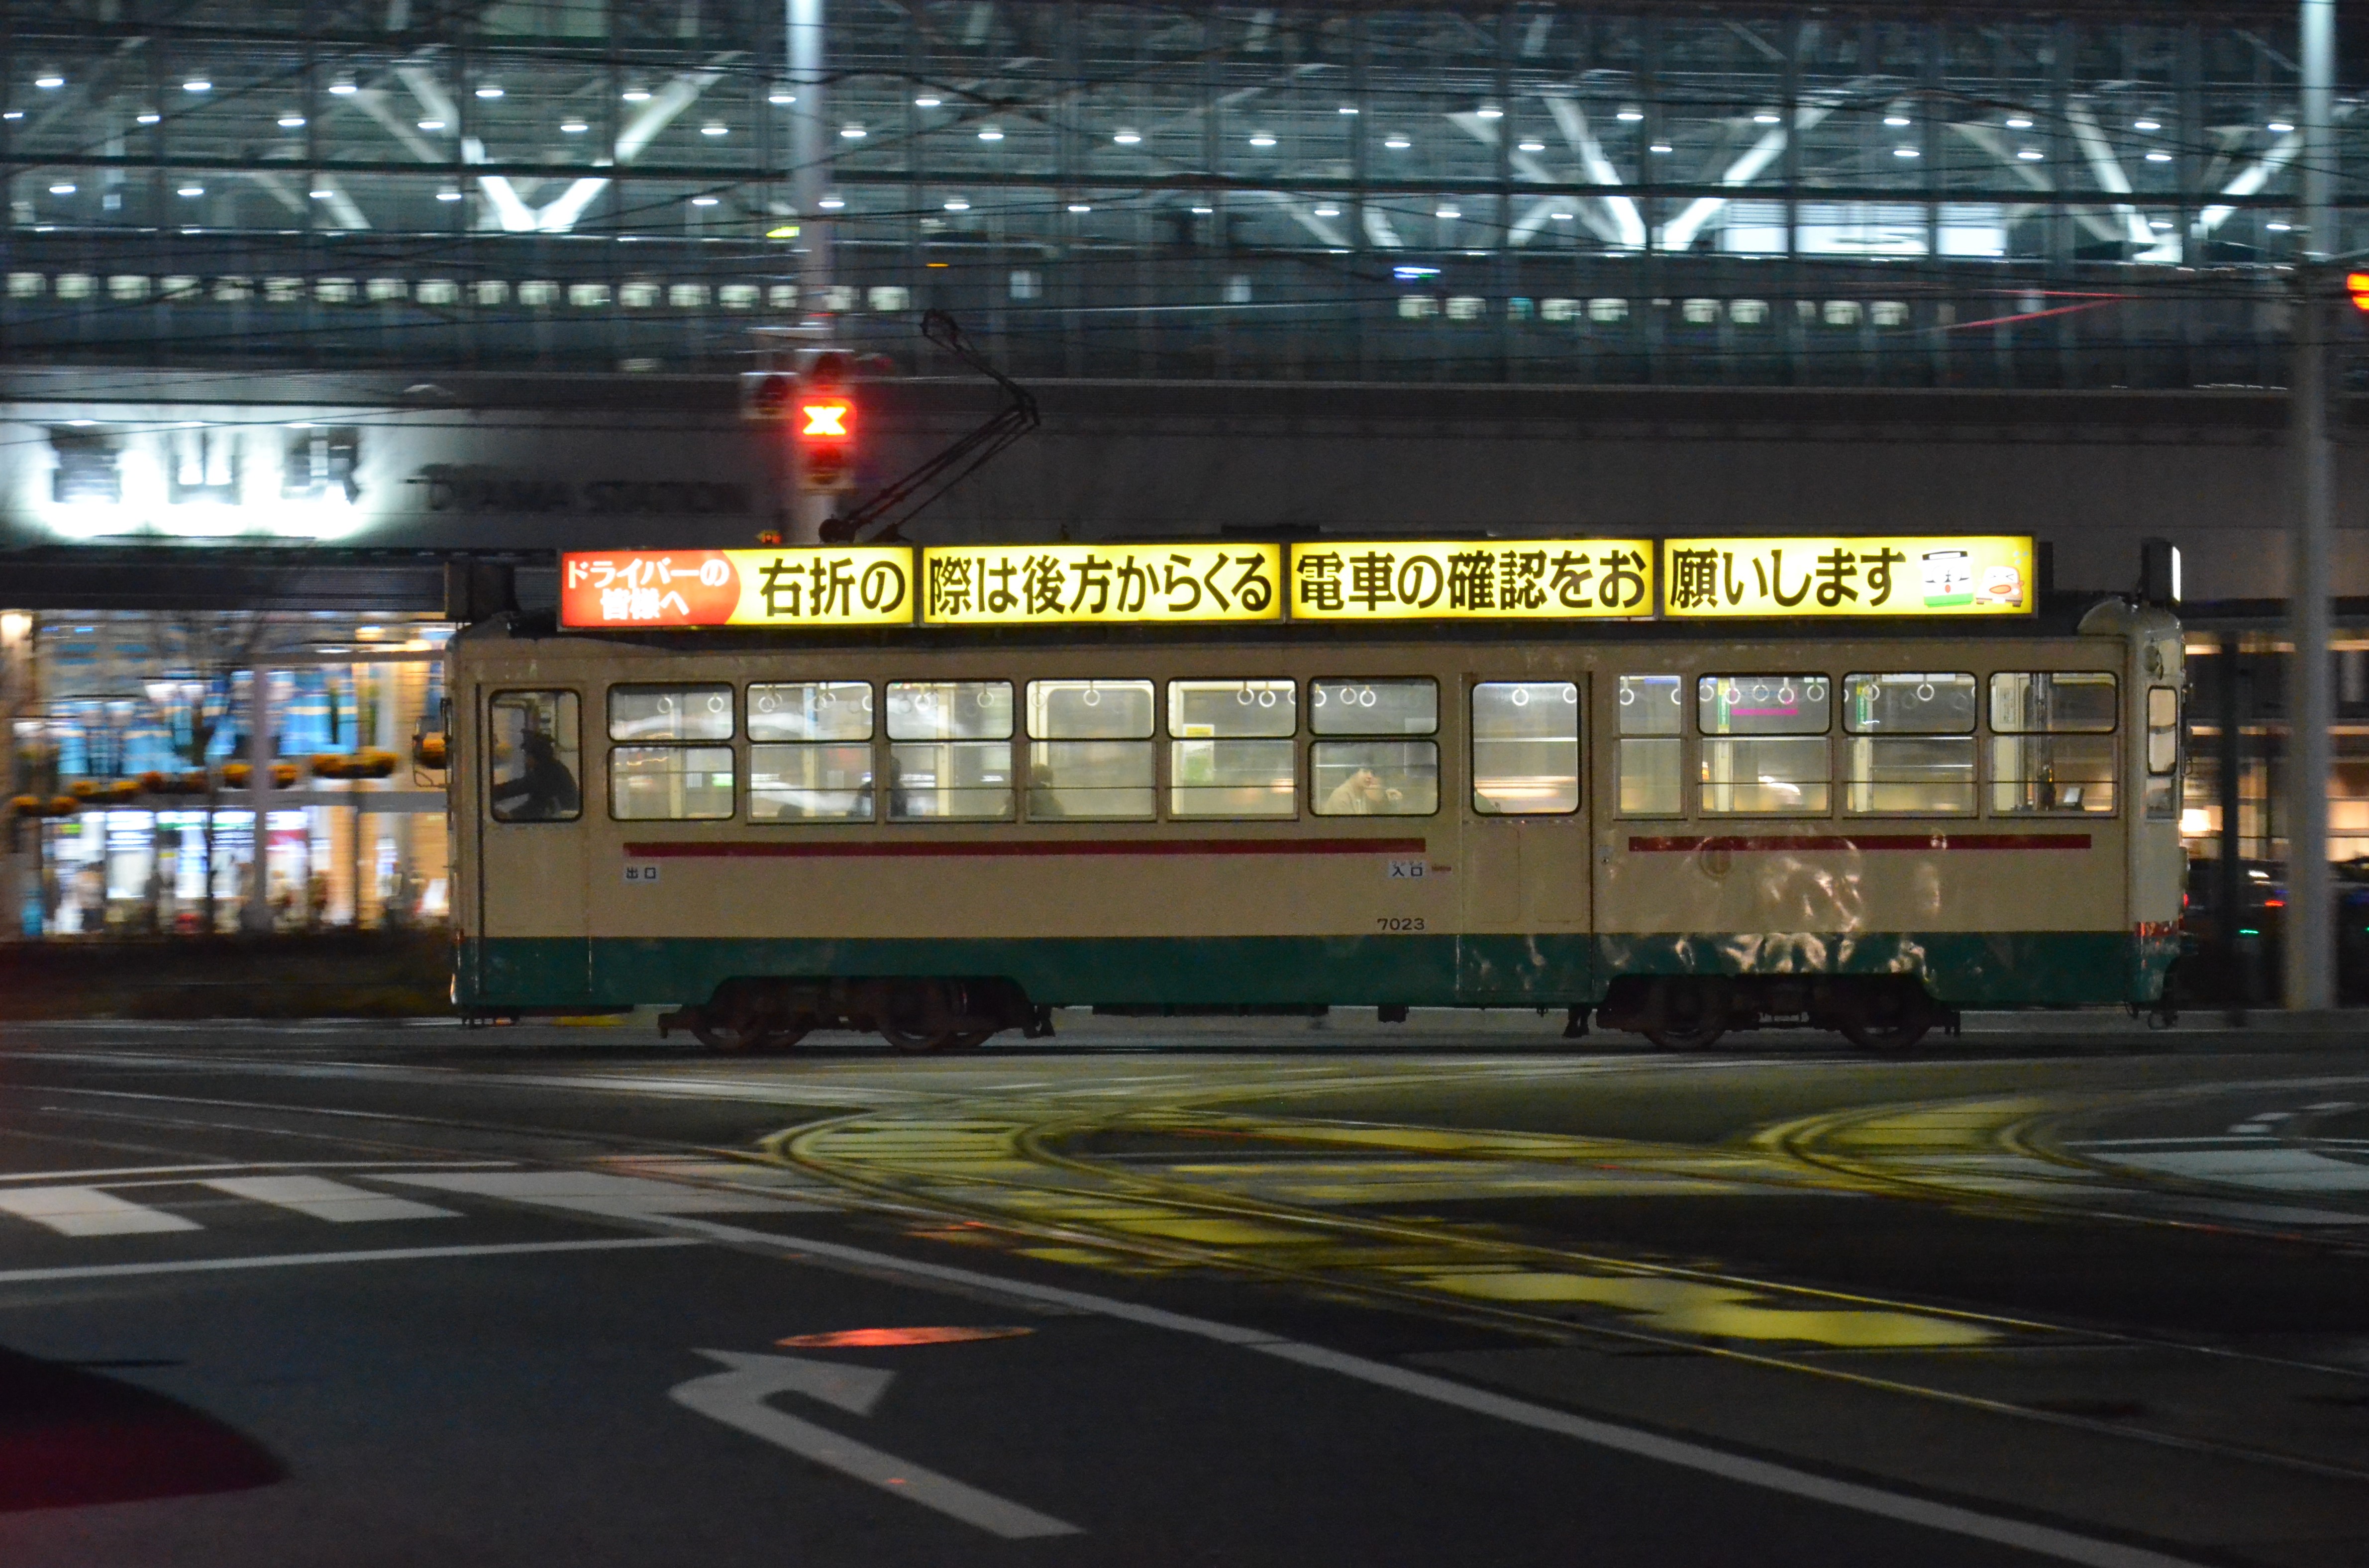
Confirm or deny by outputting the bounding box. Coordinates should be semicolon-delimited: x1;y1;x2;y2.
448;536;2185;1053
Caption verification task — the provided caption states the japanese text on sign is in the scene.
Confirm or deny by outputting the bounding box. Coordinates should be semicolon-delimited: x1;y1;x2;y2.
918;544;1282;624
1660;536;2035;617
559;548;913;628
1287;539;1654;620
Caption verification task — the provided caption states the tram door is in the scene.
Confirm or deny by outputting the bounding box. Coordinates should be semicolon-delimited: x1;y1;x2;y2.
1460;677;1593;1000
475;687;590;1004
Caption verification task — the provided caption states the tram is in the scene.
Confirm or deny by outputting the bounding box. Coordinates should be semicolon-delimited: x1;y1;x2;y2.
447;536;2185;1054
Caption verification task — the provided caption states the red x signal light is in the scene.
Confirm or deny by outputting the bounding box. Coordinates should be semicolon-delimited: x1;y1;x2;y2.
795;393;857;491
2350;272;2369;314
801;399;850;438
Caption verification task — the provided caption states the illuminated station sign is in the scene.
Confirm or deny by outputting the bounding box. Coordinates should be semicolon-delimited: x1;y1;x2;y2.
558;535;2035;629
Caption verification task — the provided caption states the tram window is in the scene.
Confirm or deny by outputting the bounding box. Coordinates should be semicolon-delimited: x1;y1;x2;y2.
1312;741;1439;816
1470;682;1579;815
1026;680;1153;820
609;684;733;742
1169;680;1296;818
748;681;872;742
1616;676;1683;817
1843;674;1976;814
2145;687;2179;818
1990;735;2116;815
609;745;735;820
886;681;1014;821
750;745;874;822
1310;678;1437;736
1988;672;2116;733
1698;674;1830;735
487;690;581;823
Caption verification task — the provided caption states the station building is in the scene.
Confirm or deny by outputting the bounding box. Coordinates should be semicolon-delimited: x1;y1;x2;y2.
0;0;2364;938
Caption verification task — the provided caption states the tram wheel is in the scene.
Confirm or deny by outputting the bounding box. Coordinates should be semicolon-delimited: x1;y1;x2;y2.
880;1025;944;1055
1838;1017;1928;1054
691;1014;770;1054
755;1027;810;1055
1641;1022;1726;1052
939;1029;995;1051
1640;980;1726;1052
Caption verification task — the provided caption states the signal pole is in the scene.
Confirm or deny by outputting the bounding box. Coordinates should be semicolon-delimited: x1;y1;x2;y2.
785;0;837;544
2287;0;2335;1012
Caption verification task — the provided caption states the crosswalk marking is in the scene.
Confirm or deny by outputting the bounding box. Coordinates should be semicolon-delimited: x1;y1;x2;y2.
197;1175;460;1223
0;1185;202;1237
377;1169;829;1217
2104;1149;2369;1191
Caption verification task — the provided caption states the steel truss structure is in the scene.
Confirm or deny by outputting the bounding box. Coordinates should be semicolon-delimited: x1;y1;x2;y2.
0;0;2353;385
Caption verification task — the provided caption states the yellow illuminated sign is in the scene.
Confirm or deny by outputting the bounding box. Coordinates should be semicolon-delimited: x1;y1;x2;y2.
1661;536;2036;617
559;548;913;628
920;543;1281;625
1288;539;1654;620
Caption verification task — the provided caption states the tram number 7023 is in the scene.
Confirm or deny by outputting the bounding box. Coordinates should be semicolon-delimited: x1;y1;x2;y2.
1376;917;1427;933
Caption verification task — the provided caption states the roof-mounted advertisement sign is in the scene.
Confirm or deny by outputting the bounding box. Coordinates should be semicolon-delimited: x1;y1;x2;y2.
559;548;913;627
1284;539;1653;620
916;543;1283;625
1661;536;2036;617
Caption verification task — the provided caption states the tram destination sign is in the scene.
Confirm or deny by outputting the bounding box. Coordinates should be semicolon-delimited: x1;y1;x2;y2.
1286;539;1654;620
1661;535;2036;617
918;543;1283;625
560;548;913;628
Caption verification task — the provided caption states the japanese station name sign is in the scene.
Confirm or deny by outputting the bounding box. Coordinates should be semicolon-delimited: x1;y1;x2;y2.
1287;539;1653;620
1661;536;2037;618
918;543;1282;625
560;548;913;628
560;535;2037;630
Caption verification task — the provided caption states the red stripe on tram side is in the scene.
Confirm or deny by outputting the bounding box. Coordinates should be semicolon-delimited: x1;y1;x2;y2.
1628;834;2093;853
624;838;1431;860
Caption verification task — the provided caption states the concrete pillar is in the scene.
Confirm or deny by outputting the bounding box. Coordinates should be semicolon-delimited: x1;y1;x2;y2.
2287;0;2336;1010
241;665;273;933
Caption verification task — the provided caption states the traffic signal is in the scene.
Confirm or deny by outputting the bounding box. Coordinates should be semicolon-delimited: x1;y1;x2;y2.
2350;272;2369;314
796;386;856;492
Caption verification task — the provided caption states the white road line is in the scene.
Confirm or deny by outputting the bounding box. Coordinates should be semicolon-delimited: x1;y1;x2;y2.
0;1160;516;1184
2106;1150;2369;1191
0;1185;202;1236
197;1175;460;1223
377;1169;831;1216
624;1213;2203;1568
0;1236;699;1284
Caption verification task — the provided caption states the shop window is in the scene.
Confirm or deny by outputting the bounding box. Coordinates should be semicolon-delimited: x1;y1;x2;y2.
488;689;581;822
886;681;1013;820
1026;679;1153;820
1169;680;1295;818
1471;681;1579;814
1616;674;1683;816
1842;673;1976;815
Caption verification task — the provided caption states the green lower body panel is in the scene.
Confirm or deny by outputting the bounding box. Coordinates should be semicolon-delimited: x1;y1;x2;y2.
462;929;2162;1011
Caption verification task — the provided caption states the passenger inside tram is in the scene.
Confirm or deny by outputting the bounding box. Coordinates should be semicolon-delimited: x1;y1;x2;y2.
1322;765;1406;815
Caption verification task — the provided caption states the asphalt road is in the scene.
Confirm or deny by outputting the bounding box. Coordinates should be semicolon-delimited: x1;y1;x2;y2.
0;1015;2366;1568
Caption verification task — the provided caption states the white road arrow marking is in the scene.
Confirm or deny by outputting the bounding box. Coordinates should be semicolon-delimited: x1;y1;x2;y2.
669;1350;1082;1539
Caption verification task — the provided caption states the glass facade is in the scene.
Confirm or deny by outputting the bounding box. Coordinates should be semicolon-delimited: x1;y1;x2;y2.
0;1;2347;385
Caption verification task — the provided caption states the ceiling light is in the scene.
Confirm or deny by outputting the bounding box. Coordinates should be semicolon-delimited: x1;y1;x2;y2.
766;223;799;237
690;195;718;206
134;110;159;124
1112;129;1140;144
1435;205;1460;218
840;124;865;138
772;91;797;105
278;113;306;127
2017;148;2044;160
1338;104;1358;115
310;189;333;198
1649;142;1673;154
1475;104;1503;119
1752;111;1781;125
476;85;504;99
48;183;74;195
2270;120;2295;133
183;79;211;93
2134;117;2160;131
944;197;970;210
2268;220;2293;231
2145;150;2171;162
330;79;357;96
818;196;844;209
1893;146;1919;157
1615;107;1643;122
2004;116;2033;129
976;126;1003;140
560;119;589;134
1248;132;1275;147
33;73;62;90
1067;202;1090;212
437;188;463;201
418;118;445;130
1312;204;1339;217
913;95;939;107
1517;139;1545;152
177;184;204;196
1551;211;1573;220
1883;114;1911;126
1384;135;1410;149
2149;219;2171;230
622;87;652;102
701;122;727;135
1190;204;1213;214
